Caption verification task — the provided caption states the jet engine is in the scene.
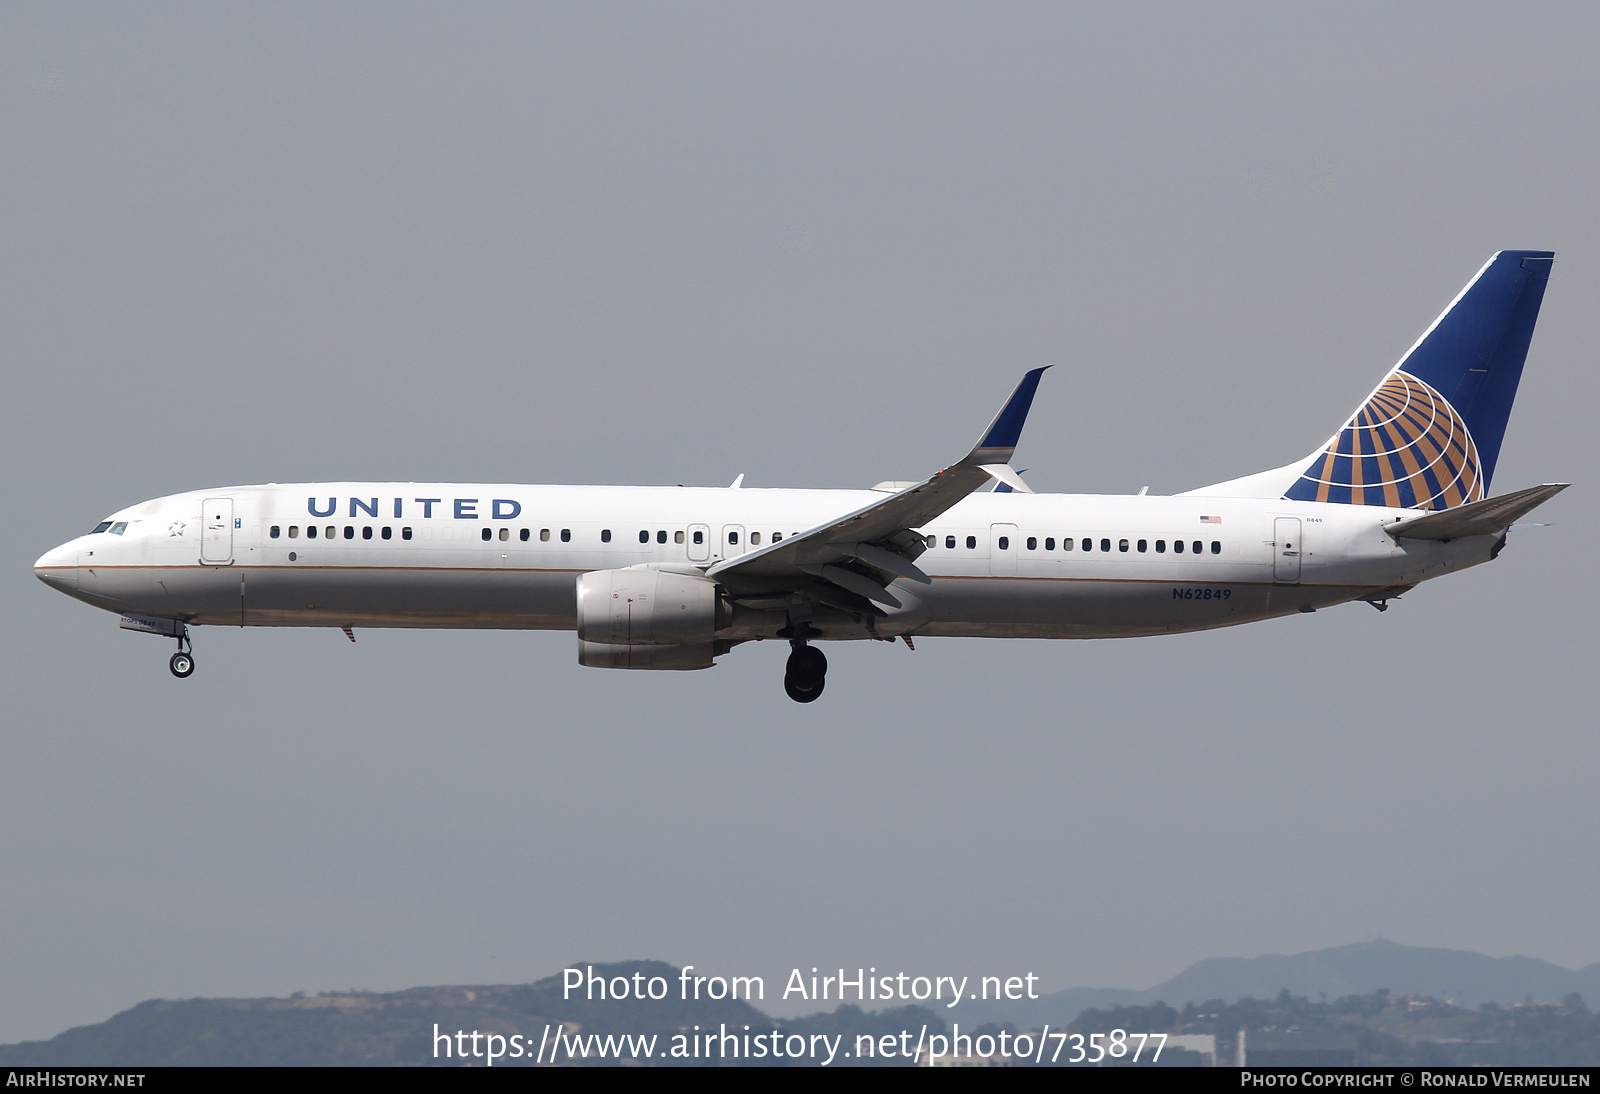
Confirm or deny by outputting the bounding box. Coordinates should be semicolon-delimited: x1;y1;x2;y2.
575;568;725;670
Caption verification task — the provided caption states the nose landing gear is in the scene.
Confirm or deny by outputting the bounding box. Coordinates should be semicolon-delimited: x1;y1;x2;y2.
169;627;195;679
784;642;827;703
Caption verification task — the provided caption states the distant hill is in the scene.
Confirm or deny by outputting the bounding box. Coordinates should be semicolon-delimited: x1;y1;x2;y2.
7;944;1598;1065
0;961;940;1067
965;941;1600;1029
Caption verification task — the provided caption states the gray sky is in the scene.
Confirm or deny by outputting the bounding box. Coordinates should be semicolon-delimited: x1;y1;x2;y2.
2;2;1597;1042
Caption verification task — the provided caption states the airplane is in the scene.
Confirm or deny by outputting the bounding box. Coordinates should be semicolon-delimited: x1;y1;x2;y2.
34;250;1567;703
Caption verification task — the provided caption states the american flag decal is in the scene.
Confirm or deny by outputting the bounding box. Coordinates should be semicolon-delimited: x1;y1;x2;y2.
1200;515;1222;524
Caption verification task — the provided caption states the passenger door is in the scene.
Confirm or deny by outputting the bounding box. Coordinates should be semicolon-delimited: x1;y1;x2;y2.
1273;517;1302;584
201;498;234;565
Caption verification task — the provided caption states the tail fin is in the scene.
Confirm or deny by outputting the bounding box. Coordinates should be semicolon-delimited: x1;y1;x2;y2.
1188;251;1554;508
1285;251;1553;508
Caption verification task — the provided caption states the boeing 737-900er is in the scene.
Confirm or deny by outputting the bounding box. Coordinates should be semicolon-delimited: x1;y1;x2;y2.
35;251;1568;702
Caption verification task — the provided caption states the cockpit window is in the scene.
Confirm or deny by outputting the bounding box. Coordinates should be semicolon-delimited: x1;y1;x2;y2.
93;521;114;534
109;522;129;535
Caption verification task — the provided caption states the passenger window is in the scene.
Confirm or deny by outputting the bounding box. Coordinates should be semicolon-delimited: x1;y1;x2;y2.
1192;540;1202;554
946;536;956;549
561;529;571;542
270;526;281;539
966;535;977;549
639;530;649;544
1045;537;1055;550
288;526;299;539
344;526;354;540
1211;541;1221;554
402;527;413;540
362;526;373;540
92;521;114;534
481;528;492;541
997;536;1009;550
773;532;783;543
520;528;530;542
1119;538;1129;552
1174;539;1184;553
601;529;611;543
499;528;510;541
675;531;684;544
1156;539;1165;553
657;530;667;544
327;526;336;539
728;531;739;545
1137;539;1147;553
1081;538;1091;551
1100;538;1110;552
693;530;703;545
541;529;551;542
306;526;317;539
751;532;762;546
1026;537;1037;550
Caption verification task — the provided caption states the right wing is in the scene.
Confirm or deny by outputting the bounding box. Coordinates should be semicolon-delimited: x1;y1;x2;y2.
707;367;1050;611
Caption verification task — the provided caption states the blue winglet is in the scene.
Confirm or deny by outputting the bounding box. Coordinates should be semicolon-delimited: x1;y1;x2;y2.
968;366;1050;463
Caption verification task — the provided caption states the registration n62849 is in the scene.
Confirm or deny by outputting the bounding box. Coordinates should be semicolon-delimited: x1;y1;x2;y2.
1172;587;1232;600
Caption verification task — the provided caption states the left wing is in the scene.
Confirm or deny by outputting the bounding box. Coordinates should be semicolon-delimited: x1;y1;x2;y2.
707;367;1049;611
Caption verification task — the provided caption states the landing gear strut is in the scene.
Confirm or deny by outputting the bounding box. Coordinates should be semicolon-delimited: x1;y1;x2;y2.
169;628;195;679
784;642;827;703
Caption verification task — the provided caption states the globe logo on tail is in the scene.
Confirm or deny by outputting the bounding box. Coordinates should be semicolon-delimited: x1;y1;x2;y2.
1285;371;1484;510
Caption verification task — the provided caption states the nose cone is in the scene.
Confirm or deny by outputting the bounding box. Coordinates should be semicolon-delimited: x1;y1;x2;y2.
34;542;78;594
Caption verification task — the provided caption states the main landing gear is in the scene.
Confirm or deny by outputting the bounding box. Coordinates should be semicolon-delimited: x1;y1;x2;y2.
784;641;827;704
169;630;195;679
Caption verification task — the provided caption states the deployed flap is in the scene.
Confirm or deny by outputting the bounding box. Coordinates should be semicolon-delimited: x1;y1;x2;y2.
708;368;1049;594
1387;483;1568;541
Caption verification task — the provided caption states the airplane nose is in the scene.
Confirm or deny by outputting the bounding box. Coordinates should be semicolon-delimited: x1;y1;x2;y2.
33;542;78;593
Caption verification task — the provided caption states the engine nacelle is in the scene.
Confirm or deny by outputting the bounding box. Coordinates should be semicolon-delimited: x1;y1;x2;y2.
577;640;715;671
575;568;724;669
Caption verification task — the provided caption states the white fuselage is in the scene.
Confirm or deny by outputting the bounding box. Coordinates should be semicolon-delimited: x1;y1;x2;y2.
34;482;1496;643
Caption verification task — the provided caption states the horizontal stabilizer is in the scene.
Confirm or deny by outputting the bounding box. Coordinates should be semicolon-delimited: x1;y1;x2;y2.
1387;483;1568;541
